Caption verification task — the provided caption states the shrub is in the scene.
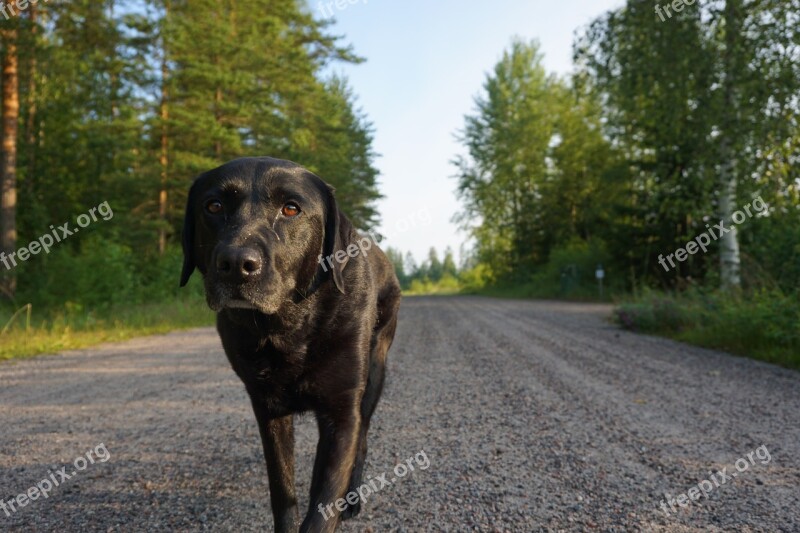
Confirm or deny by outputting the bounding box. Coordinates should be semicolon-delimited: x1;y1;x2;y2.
616;289;800;369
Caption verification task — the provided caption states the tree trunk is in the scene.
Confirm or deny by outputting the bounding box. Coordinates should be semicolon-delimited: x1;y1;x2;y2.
157;0;170;255
25;3;38;197
718;140;740;289
1;29;19;298
719;0;741;290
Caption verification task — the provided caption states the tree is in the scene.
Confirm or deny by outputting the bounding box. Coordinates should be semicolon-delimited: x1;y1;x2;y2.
296;76;381;229
575;0;717;287
384;246;409;288
427;247;443;282
157;0;170;254
575;0;800;290
442;247;458;278
163;0;371;236
454;39;559;279
403;252;417;280
0;19;19;297
454;39;618;284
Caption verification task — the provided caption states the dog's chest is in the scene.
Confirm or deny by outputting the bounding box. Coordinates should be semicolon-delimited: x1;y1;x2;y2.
228;344;315;414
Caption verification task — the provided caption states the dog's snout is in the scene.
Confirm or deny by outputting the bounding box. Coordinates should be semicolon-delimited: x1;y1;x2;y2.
216;247;263;282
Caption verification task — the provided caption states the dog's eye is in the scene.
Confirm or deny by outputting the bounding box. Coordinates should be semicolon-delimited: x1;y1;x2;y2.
206;200;223;214
282;203;300;217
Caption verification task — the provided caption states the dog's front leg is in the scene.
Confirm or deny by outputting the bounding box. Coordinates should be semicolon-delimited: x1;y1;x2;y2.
302;407;361;532
249;393;300;533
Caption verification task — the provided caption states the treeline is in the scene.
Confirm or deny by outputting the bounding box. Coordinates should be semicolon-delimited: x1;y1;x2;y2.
454;0;800;296
385;247;460;293
0;0;380;307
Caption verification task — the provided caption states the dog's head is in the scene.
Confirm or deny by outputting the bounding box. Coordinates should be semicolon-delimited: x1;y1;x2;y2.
180;157;350;314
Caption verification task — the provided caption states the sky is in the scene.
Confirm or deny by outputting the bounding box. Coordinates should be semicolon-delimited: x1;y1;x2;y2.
318;0;624;265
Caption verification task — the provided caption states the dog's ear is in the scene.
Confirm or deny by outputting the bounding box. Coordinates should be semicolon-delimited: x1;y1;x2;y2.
180;179;199;287
322;185;350;294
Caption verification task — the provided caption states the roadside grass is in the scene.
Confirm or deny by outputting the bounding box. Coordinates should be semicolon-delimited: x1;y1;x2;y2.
615;289;800;370
403;275;462;296
0;295;215;361
457;259;798;370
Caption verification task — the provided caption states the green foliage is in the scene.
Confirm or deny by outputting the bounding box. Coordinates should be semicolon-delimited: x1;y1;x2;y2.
458;263;492;293
454;39;622;285
453;39;561;277
406;274;461;296
22;237;138;309
294;77;382;229
0;293;214;361
451;12;800;370
454;3;800;297
1;242;211;360
573;0;800;289
442;248;458;279
426;247;444;282
386;246;466;295
616;289;800;369
467;240;615;301
527;239;615;299
14;240;201;311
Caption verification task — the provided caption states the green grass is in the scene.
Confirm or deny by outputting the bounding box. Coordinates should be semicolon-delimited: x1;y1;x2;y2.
0;295;215;361
402;274;463;296
615;289;800;370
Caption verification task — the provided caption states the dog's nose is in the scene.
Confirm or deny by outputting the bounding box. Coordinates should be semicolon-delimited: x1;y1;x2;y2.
216;247;263;282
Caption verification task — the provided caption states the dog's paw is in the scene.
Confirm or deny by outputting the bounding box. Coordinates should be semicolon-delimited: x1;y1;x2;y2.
340;500;362;521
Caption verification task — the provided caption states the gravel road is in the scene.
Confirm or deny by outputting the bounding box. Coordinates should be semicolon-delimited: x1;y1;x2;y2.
1;296;798;532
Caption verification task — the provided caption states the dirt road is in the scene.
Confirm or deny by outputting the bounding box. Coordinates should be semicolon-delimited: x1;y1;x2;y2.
1;296;798;532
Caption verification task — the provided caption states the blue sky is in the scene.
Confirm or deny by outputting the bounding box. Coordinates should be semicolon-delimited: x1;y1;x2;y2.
318;0;624;265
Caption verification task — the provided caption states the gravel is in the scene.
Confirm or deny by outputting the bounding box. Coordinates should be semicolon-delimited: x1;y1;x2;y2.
0;296;798;532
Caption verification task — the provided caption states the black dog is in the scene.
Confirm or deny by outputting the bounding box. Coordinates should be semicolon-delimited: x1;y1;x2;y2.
180;157;401;532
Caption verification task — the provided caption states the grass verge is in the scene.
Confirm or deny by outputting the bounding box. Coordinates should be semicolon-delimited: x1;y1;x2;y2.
0;295;215;361
615;289;800;370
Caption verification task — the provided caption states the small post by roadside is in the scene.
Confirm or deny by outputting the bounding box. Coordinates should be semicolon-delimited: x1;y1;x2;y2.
595;264;605;299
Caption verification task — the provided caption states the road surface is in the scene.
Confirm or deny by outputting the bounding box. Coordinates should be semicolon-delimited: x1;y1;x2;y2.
1;296;798;532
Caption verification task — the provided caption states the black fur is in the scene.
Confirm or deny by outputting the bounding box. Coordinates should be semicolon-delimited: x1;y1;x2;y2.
180;157;401;532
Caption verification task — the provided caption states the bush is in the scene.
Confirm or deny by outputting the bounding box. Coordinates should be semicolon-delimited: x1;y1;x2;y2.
17;236;138;309
14;238;202;311
475;238;618;300
459;263;492;293
616;289;800;369
405;273;462;295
